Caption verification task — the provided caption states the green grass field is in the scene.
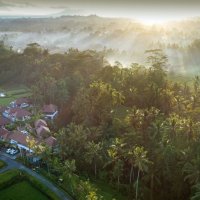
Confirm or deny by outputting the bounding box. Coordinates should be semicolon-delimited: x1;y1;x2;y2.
0;160;6;169
0;181;49;200
0;87;31;106
0;169;61;200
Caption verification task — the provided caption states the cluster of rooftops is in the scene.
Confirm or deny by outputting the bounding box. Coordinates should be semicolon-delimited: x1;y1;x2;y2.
0;97;58;153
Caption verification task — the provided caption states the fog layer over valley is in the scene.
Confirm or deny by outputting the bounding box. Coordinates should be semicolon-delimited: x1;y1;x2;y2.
1;15;200;73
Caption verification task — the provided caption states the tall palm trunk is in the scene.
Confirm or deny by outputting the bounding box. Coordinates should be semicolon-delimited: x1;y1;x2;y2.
94;162;97;179
150;173;154;200
46;161;50;175
136;169;140;200
129;164;134;185
70;178;75;196
117;175;120;191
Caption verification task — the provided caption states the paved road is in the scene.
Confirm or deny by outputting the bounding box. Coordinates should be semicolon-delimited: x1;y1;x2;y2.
0;154;72;200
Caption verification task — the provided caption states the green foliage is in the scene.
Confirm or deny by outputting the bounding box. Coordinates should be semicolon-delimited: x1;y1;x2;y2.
72;81;124;126
5;123;17;131
0;41;13;58
133;146;151;173
75;180;103;200
2;44;200;199
191;183;200;200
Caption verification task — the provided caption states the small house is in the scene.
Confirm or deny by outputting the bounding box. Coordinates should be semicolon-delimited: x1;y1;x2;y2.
42;104;58;120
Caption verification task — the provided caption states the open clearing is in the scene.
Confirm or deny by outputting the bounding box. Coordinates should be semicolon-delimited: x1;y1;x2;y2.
0;180;49;200
0;87;31;106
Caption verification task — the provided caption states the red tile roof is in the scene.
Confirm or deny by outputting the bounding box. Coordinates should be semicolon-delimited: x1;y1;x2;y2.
8;131;36;146
0;117;10;126
15;97;31;106
44;136;57;147
0;128;10;140
42;104;57;114
36;126;50;138
8;108;31;118
34;119;47;128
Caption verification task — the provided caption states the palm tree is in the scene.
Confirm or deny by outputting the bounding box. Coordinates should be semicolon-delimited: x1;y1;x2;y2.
183;156;200;185
42;147;52;175
86;127;102;141
112;159;124;191
50;157;62;174
191;183;200;200
126;148;135;186
58;123;87;160
107;138;125;190
62;159;77;195
84;141;102;179
133;146;152;200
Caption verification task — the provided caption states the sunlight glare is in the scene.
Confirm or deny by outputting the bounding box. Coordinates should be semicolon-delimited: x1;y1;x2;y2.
138;17;168;25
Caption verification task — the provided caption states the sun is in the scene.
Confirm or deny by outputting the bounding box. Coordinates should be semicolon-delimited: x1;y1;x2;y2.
136;16;169;26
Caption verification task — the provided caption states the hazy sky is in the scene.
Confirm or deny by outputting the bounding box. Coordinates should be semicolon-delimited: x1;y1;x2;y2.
0;0;200;23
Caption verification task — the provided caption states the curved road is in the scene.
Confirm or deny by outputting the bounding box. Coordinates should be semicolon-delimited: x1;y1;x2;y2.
0;154;72;200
